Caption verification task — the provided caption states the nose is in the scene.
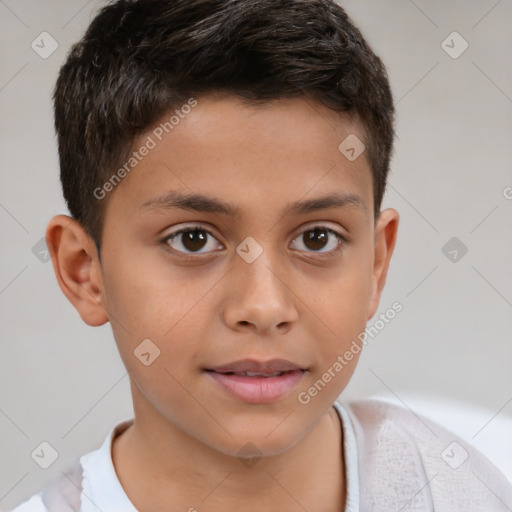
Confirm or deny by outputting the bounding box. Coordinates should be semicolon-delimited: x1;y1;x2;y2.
222;250;299;335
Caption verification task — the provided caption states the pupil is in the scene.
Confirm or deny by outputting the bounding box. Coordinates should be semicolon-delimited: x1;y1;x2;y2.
183;229;207;251
304;228;328;250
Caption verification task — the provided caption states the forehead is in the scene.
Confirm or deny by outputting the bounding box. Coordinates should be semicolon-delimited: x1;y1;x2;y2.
104;94;374;222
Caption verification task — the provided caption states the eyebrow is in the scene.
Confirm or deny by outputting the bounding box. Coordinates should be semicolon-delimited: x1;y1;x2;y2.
140;190;366;217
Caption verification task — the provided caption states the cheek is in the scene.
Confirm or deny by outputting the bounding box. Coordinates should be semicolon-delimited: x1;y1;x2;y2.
102;248;208;334
305;242;373;383
102;259;209;408
322;251;374;335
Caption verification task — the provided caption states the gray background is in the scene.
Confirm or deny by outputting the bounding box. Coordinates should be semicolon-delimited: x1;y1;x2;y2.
1;0;511;509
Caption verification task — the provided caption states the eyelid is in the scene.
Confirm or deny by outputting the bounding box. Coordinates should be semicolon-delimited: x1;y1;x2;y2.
293;221;348;240
162;222;219;240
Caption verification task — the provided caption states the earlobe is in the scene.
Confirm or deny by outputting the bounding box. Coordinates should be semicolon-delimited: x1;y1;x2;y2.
367;208;399;319
46;215;109;327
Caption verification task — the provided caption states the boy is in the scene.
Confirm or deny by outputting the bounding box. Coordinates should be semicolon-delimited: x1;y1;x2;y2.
10;0;512;510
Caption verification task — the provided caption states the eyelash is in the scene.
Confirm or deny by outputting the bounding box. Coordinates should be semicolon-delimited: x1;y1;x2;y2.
160;223;348;260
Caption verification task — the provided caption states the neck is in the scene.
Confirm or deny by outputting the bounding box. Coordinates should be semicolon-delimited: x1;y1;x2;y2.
112;388;345;512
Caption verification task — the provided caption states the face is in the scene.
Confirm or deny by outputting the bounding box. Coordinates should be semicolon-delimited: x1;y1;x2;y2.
82;94;396;457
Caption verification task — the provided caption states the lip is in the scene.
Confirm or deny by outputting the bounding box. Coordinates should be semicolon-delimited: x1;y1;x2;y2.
205;359;307;404
207;358;304;374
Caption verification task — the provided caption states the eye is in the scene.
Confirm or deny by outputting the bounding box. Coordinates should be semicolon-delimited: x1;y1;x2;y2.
161;223;347;258
162;224;223;254
290;225;346;256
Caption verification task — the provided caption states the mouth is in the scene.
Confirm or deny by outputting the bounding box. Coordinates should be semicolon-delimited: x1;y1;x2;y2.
204;359;307;404
211;370;297;377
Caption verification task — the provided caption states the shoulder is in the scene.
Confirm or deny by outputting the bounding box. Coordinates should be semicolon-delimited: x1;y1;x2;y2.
339;399;512;511
7;457;83;512
8;418;134;512
8;492;46;512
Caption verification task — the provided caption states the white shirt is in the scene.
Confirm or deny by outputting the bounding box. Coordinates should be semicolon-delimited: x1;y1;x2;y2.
9;401;359;512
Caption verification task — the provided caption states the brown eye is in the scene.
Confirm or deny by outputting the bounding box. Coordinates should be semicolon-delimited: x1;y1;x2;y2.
181;229;208;251
164;226;223;254
291;226;345;255
303;228;329;251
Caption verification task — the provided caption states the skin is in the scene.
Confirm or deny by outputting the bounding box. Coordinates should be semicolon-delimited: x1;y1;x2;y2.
46;93;399;512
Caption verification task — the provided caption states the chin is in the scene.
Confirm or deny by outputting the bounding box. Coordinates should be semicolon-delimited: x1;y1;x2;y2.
203;418;308;460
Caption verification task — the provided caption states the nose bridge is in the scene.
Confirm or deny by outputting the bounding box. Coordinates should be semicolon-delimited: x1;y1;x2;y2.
237;236;287;301
224;235;299;332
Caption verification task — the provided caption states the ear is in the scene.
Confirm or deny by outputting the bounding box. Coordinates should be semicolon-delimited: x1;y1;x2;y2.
367;208;399;320
46;215;108;326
